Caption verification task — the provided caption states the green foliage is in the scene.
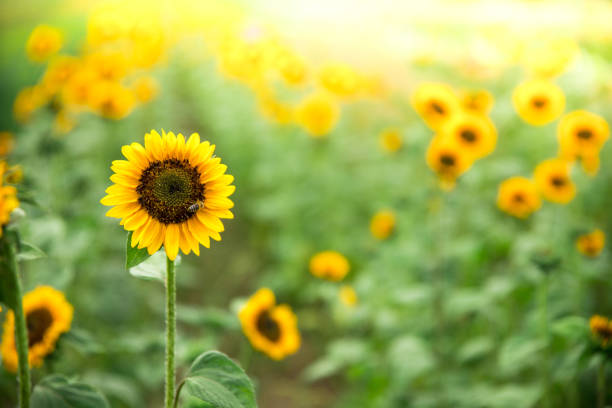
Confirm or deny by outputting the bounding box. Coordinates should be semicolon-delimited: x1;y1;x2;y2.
125;232;152;270
31;375;110;408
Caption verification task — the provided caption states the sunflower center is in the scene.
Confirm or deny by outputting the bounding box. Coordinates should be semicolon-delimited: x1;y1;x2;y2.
577;128;593;140
137;159;205;224
460;128;477;143
256;310;281;342
550;175;566;188
532;97;547;109
430;101;445;115
512;193;525;203
26;308;54;347
439;154;456;167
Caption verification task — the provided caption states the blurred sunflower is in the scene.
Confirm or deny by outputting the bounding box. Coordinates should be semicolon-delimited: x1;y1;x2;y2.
41;56;80;95
589;315;612;348
426;135;473;190
0;162;19;236
1;286;73;373
576;229;605;257
238;288;300;360
13;86;48;123
275;51;307;86
379;128;402;153
370;210;396;240
318;63;361;98
440;111;497;159
26;25;63;62
412;82;461;129
512;79;565;126
533;158;575;204
89;81;135;120
558;110;609;161
497;177;541;219
461;89;494;115
85;50;129;81
0;132;14;157
131;76;159;104
101;130;235;261
339;285;358;307
309;251;350;281
296;92;340;137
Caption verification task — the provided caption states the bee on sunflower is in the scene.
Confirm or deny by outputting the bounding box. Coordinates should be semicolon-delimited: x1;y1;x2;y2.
497;177;541;219
101;129;235;261
533;158;575;204
412;82;461;130
239;288;300;360
512;79;565;126
576;229;605;257
309;251;350;281
558;110;609;175
439;111;497;160
1;286;73;373
426;135;473;190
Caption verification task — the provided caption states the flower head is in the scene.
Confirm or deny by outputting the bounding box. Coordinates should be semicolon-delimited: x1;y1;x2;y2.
26;25;63;62
426;135;473;189
0;132;15;157
1;286;73;373
309;251;350;281
576;229;605;257
296;92;340;137
534;158;575;204
440;111;497;159
88;81;135;120
558;110;609;160
379;128;402;153
339;285;358;307
512;79;565;126
412;82;461;129
318;63;361;98
461;89;494;115
131;76;159;104
589;315;612;348
239;288;300;360
101;130;235;261
0;162;19;236
370;210;396;240
497;177;541;219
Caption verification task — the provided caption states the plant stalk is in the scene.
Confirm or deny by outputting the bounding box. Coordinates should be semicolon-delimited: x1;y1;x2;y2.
165;256;176;408
598;359;606;408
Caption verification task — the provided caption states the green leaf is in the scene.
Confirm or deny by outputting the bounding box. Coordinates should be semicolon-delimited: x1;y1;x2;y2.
181;351;257;408
128;250;180;282
31;375;110;408
125;231;152;270
17;241;46;261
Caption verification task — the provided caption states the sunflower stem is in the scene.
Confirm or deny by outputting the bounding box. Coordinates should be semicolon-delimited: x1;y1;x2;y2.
1;235;31;408
597;358;606;408
165;256;176;408
540;273;550;408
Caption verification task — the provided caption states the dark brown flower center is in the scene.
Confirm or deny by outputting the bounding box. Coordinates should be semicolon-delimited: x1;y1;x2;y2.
430;101;445;115
550;175;566;188
532;97;547;109
577;128;593;140
512;193;525;203
256;310;281;342
460;128;477;143
26;308;54;347
137;159;205;224
440;154;456;167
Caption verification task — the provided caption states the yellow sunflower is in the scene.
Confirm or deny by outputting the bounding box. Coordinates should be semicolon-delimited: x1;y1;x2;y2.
558;110;609;160
26;25;63;63
1;286;73;373
0;132;15;157
309;251;350;281
439;111;497;159
88;81;136;120
238;288;300;360
512;79;565;126
589;315;612;348
533;158;575;204
411;82;461;130
426;135;473;189
0;162;19;236
339;285;358;307
461;89;494;115
101;130;235;261
296;92;340;137
318;63;361;98
370;210;396;240
576;229;605;258
497;177;541;219
379;128;402;153
131;76;159;104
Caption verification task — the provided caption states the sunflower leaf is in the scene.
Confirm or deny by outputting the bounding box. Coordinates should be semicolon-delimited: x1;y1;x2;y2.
17;240;46;261
180;350;257;408
125;231;152;270
31;374;110;408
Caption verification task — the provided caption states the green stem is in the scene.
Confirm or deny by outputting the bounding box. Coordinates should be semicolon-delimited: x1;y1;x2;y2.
172;379;185;408
598;359;606;408
2;236;31;407
540;274;550;408
165;256;176;408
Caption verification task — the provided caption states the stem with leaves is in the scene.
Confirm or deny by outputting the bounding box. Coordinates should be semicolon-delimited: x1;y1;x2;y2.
165;256;176;408
598;358;606;408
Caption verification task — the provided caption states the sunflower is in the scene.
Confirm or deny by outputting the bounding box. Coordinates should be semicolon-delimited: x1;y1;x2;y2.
309;251;350;281
1;286;73;373
426;135;473;189
411;82;461;129
339;285;358;307
88;81;136;120
296;92;340;137
41;56;80;96
439;111;497;159
131;76;159;104
576;229;605;258
497;177;541;219
13;86;48;123
101;130;235;261
0;162;19;236
461;89;494;115
580;153;600;177
318;63;361;98
26;25;63;63
0;132;14;157
370;210;396;240
533;158;575;204
512;79;565;126
558;110;609;161
589;315;612;348
379;128;402;153
238;288;300;360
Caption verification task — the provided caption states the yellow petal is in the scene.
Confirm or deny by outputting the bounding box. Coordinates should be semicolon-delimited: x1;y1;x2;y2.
123;209;149;231
196;211;224;232
164;224;180;260
105;202;141;219
101;192;138;206
187;218;210;248
147;223;166;255
110;173;139;188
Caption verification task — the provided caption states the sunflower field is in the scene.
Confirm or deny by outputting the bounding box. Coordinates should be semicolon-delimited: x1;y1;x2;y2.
1;0;612;407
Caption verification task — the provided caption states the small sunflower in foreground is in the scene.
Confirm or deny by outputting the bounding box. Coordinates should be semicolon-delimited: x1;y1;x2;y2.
440;111;497;159
533;158;575;204
497;177;541;219
0;162;19;236
426;135;473;190
296;92;340;137
239;288;300;360
370;210;396;240
379;128;402;153
1;286;73;373
558;110;609;160
576;229;605;258
461;89;494;115
309;251;350;281
412;82;461;129
589;315;612;348
512;79;565;126
101;130;235;260
26;25;63;63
